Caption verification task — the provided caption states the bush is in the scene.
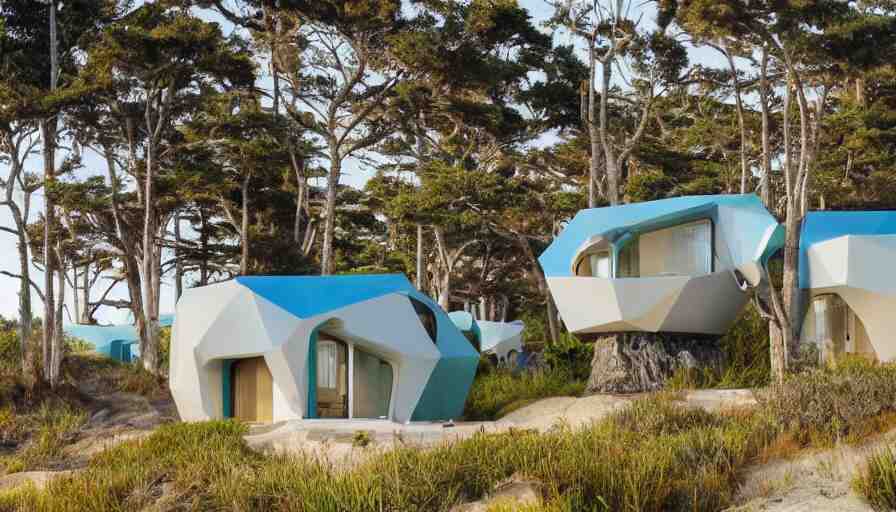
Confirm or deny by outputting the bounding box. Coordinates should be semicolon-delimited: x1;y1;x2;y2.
854;445;896;511
0;402;86;474
758;360;896;445
463;367;586;421
715;306;771;388
542;333;593;382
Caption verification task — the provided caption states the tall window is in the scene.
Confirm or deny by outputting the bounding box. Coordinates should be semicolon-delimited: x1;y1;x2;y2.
588;251;611;278
316;338;348;418
410;297;438;342
352;348;393;419
639;219;712;277
317;340;338;389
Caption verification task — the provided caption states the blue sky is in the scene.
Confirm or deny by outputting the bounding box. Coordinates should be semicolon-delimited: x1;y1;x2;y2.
0;0;729;324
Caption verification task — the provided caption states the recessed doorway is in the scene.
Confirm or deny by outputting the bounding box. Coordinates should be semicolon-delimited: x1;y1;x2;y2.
231;356;273;422
312;334;395;420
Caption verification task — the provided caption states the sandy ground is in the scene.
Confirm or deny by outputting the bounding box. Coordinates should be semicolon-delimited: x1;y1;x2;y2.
727;431;896;512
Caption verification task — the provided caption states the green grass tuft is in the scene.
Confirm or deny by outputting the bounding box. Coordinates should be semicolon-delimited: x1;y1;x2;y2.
854;444;896;511
463;368;586;421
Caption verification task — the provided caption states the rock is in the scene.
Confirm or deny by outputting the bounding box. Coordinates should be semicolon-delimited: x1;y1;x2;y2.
451;478;541;511
90;408;111;424
126;411;162;429
0;471;72;491
586;333;724;394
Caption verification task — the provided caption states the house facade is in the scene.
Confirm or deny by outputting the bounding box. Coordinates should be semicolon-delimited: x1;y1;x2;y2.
797;211;896;363
64;314;174;362
169;274;479;424
448;311;524;366
540;194;783;335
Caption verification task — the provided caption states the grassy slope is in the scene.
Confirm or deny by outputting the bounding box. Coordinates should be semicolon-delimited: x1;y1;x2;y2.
2;359;896;510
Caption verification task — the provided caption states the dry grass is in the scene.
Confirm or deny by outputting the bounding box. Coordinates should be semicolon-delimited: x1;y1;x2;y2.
853;444;896;511
463;368;586;421
0;394;776;512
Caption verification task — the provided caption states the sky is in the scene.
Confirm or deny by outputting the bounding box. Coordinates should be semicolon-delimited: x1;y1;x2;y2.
0;0;728;325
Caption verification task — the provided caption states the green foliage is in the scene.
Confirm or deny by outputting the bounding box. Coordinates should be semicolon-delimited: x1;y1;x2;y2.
352;430;372;448
665;306;770;391
463;367;585;421
542;333;593;382
63;337;92;355
758;360;896;445
0;323;19;374
854;445;896;511
715;306;771;388
0;402;85;474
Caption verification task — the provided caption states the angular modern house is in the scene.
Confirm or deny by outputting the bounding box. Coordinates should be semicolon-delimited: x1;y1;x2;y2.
540;194;783;335
169;274;479;424
64;314;174;362
448;311;524;365
797;211;896;363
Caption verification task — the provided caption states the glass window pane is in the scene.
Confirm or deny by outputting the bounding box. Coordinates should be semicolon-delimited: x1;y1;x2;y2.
409;298;438;342
639;220;711;277
352;348;393;419
317;339;347;418
590;252;611;278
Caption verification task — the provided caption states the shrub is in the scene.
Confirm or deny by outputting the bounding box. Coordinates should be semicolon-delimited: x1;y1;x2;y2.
854;445;896;511
0;402;86;473
758;360;896;445
715;306;771;388
64;336;92;355
464;368;585;421
542;333;593;382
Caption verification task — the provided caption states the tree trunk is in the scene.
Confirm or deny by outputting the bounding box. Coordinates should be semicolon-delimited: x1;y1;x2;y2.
598;61;621;206
725;50;749;194
40;119;55;381
199;208;209;286
320;155;340;275
141;140;159;374
174;213;183;301
416;224;425;290
759;47;772;208
293;167;306;245
50;251;65;387
15;214;35;387
71;265;80;326
438;273;451;311
79;264;91;323
515;233;559;344
41;0;60;385
240;174;250;275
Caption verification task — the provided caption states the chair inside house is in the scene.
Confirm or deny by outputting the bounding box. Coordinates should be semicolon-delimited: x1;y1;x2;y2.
315;334;394;420
316;337;348;418
231;356;274;422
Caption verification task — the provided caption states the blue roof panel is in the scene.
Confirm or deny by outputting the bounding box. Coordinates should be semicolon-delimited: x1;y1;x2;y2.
800;211;896;288
540;194;774;277
235;274;418;319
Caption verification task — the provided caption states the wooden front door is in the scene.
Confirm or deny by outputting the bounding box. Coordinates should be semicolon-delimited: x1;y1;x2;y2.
232;357;273;422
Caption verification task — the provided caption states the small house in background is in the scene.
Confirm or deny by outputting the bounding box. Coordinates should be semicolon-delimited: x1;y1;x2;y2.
64;314;174;363
448;311;524;366
798;211;896;363
540;194;783;335
169;274;478;424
